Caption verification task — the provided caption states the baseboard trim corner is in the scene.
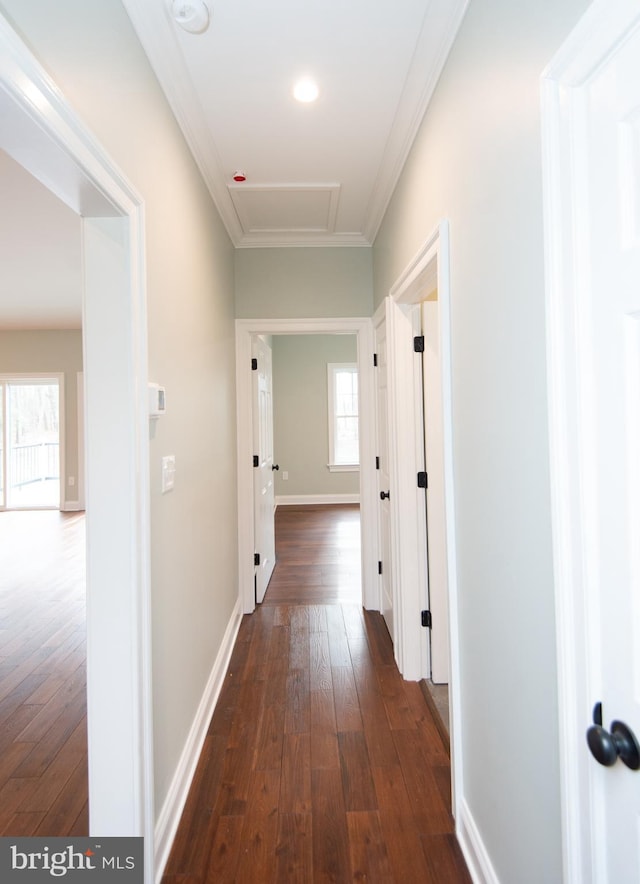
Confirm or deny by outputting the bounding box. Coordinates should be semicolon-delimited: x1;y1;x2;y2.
154;595;242;883
457;798;500;884
61;500;84;512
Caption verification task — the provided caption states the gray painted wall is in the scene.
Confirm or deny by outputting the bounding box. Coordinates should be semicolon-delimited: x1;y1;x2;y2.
235;247;373;317
373;0;590;881
0;329;82;506
272;334;358;498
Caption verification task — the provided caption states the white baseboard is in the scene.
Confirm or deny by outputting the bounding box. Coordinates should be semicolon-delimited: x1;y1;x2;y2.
61;499;84;512
457;798;500;884
154;596;243;883
275;493;360;506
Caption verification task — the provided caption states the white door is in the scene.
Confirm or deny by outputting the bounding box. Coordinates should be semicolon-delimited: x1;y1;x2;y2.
421;299;450;684
544;3;640;880
374;313;393;638
252;336;276;603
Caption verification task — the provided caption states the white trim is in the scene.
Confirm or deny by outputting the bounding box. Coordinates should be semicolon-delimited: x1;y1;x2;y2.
327;464;359;473
276;493;360;507
540;2;640;881
0;14;154;879
236;317;376;613
457;798;501;884
154;597;242;884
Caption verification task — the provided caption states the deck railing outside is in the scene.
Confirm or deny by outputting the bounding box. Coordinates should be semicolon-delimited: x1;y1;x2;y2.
0;442;60;492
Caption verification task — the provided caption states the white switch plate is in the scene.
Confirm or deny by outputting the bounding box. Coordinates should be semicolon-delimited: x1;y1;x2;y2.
161;455;176;493
282;471;289;480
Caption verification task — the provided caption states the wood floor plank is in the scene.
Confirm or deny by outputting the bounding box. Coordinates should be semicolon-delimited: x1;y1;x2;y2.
275;812;313;884
280;733;311;814
311;768;351;884
338;731;378;812
234;769;281;883
202;815;243;884
347;810;394;882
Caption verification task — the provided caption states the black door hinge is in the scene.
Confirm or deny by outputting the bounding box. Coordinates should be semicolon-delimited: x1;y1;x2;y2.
253;455;259;467
251;357;258;370
254;553;261;566
378;560;383;575
376;456;380;470
373;353;378;367
414;335;425;353
417;471;428;489
421;610;432;628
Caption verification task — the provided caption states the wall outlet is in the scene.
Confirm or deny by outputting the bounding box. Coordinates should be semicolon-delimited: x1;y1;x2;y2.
68;476;75;486
282;471;289;480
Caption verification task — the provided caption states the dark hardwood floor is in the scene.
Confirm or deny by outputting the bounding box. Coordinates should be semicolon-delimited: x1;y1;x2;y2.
264;504;361;606
162;504;470;883
0;509;88;836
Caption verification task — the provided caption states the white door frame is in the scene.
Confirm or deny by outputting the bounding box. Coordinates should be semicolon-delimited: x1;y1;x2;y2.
386;220;463;817
0;15;154;877
236;317;377;613
541;3;640;880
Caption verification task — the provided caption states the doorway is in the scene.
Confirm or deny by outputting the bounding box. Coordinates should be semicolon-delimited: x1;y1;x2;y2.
236;318;377;617
0;376;62;510
0;13;153;865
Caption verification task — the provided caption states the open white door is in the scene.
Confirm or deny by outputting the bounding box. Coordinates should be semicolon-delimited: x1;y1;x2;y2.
421;299;450;685
374;309;394;638
252;336;276;603
544;3;640;879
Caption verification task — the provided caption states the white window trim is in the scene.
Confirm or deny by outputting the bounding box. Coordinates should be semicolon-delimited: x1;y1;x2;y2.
327;362;359;471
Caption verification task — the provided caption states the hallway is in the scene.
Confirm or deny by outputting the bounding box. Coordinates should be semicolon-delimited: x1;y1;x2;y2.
162;506;470;882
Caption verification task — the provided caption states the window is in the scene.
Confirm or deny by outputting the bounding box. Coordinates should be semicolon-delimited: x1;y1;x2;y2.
327;363;359;470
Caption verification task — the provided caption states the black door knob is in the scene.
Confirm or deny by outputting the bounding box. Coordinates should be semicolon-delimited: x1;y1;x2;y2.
587;715;640;770
380;490;390;500
272;464;279;471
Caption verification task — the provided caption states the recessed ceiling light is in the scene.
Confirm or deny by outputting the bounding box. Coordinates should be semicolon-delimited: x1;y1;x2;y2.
171;0;210;34
293;77;319;104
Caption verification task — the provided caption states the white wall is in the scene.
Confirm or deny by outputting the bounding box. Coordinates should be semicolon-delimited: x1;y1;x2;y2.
235;247;373;318
0;0;238;818
373;0;590;881
0;329;82;504
272;334;358;497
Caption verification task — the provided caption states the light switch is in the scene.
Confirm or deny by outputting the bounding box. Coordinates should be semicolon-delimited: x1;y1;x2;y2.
161;455;176;493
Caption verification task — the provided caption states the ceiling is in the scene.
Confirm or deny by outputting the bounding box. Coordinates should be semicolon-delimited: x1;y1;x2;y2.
122;0;468;248
0;0;467;328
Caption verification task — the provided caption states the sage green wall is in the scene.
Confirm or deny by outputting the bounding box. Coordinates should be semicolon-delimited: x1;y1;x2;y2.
0;0;238;818
373;0;590;881
272;335;358;498
0;329;82;506
235;247;373;317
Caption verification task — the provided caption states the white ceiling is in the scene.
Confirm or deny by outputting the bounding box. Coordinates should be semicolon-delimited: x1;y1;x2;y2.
0;0;467;328
122;0;468;248
0;149;82;329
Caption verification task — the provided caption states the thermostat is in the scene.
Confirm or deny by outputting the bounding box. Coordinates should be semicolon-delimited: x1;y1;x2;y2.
148;383;166;418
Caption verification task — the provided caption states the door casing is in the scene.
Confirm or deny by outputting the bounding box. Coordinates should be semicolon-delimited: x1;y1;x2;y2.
542;1;640;879
236;317;377;613
384;221;462;818
0;16;154;878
